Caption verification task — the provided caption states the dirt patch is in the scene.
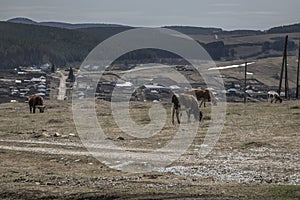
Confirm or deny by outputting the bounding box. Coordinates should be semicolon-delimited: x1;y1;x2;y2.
241;141;273;149
47;119;64;124
290;105;300;109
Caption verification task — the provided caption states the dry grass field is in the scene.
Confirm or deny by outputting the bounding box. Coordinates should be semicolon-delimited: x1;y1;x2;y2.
0;99;299;199
191;32;300;46
215;56;299;88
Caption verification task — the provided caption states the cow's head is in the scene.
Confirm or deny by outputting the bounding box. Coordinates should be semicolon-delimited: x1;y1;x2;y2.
37;105;46;113
275;94;283;103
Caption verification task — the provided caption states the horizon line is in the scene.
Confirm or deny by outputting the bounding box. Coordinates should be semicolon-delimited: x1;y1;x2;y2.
2;16;299;32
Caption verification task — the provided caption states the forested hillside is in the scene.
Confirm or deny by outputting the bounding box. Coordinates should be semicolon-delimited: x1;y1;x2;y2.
0;20;299;70
0;22;180;69
267;23;300;34
0;22;102;69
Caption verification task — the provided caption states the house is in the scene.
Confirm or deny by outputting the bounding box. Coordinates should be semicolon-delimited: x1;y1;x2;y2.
37;84;46;89
227;88;238;95
17;71;27;75
37;88;46;93
115;82;134;92
35;92;46;96
15;80;22;84
136;84;173;101
31;77;42;83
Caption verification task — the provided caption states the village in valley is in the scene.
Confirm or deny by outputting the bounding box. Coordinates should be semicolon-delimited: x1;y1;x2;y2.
2;57;298;105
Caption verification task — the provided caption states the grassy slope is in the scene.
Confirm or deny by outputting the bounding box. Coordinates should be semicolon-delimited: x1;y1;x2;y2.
215;56;299;88
0;100;299;199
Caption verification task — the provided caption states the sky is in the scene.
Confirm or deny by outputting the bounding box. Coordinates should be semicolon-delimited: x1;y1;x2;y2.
0;0;299;30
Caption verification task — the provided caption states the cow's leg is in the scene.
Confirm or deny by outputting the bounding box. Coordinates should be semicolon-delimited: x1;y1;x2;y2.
271;94;275;103
172;106;175;125
176;109;180;124
199;100;204;108
187;110;191;123
33;106;36;113
199;111;203;122
276;96;281;103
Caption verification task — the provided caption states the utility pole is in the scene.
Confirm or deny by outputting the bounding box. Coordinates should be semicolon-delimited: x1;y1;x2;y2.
244;61;247;104
285;51;289;99
296;40;300;99
278;35;289;98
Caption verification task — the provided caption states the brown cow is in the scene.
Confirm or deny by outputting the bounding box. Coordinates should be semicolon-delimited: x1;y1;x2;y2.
171;93;203;125
28;95;45;113
186;88;217;107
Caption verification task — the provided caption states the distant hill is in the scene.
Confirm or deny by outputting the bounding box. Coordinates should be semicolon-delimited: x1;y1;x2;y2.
163;26;222;35
0;21;102;68
7;17;130;29
0;22;176;69
78;26;134;39
222;29;263;35
6;17;300;35
0;18;299;69
166;26;264;37
7;17;37;25
267;23;300;34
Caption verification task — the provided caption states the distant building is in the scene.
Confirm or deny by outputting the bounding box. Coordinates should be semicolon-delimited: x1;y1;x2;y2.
135;84;173;101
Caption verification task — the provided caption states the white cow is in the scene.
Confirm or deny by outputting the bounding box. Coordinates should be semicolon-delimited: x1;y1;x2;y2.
171;93;203;125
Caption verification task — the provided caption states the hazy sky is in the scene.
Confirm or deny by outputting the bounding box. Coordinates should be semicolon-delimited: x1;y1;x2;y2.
0;0;299;30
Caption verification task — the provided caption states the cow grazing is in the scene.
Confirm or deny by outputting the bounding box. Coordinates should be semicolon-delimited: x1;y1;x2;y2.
171;93;203;125
28;95;45;113
267;91;282;103
186;88;217;107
